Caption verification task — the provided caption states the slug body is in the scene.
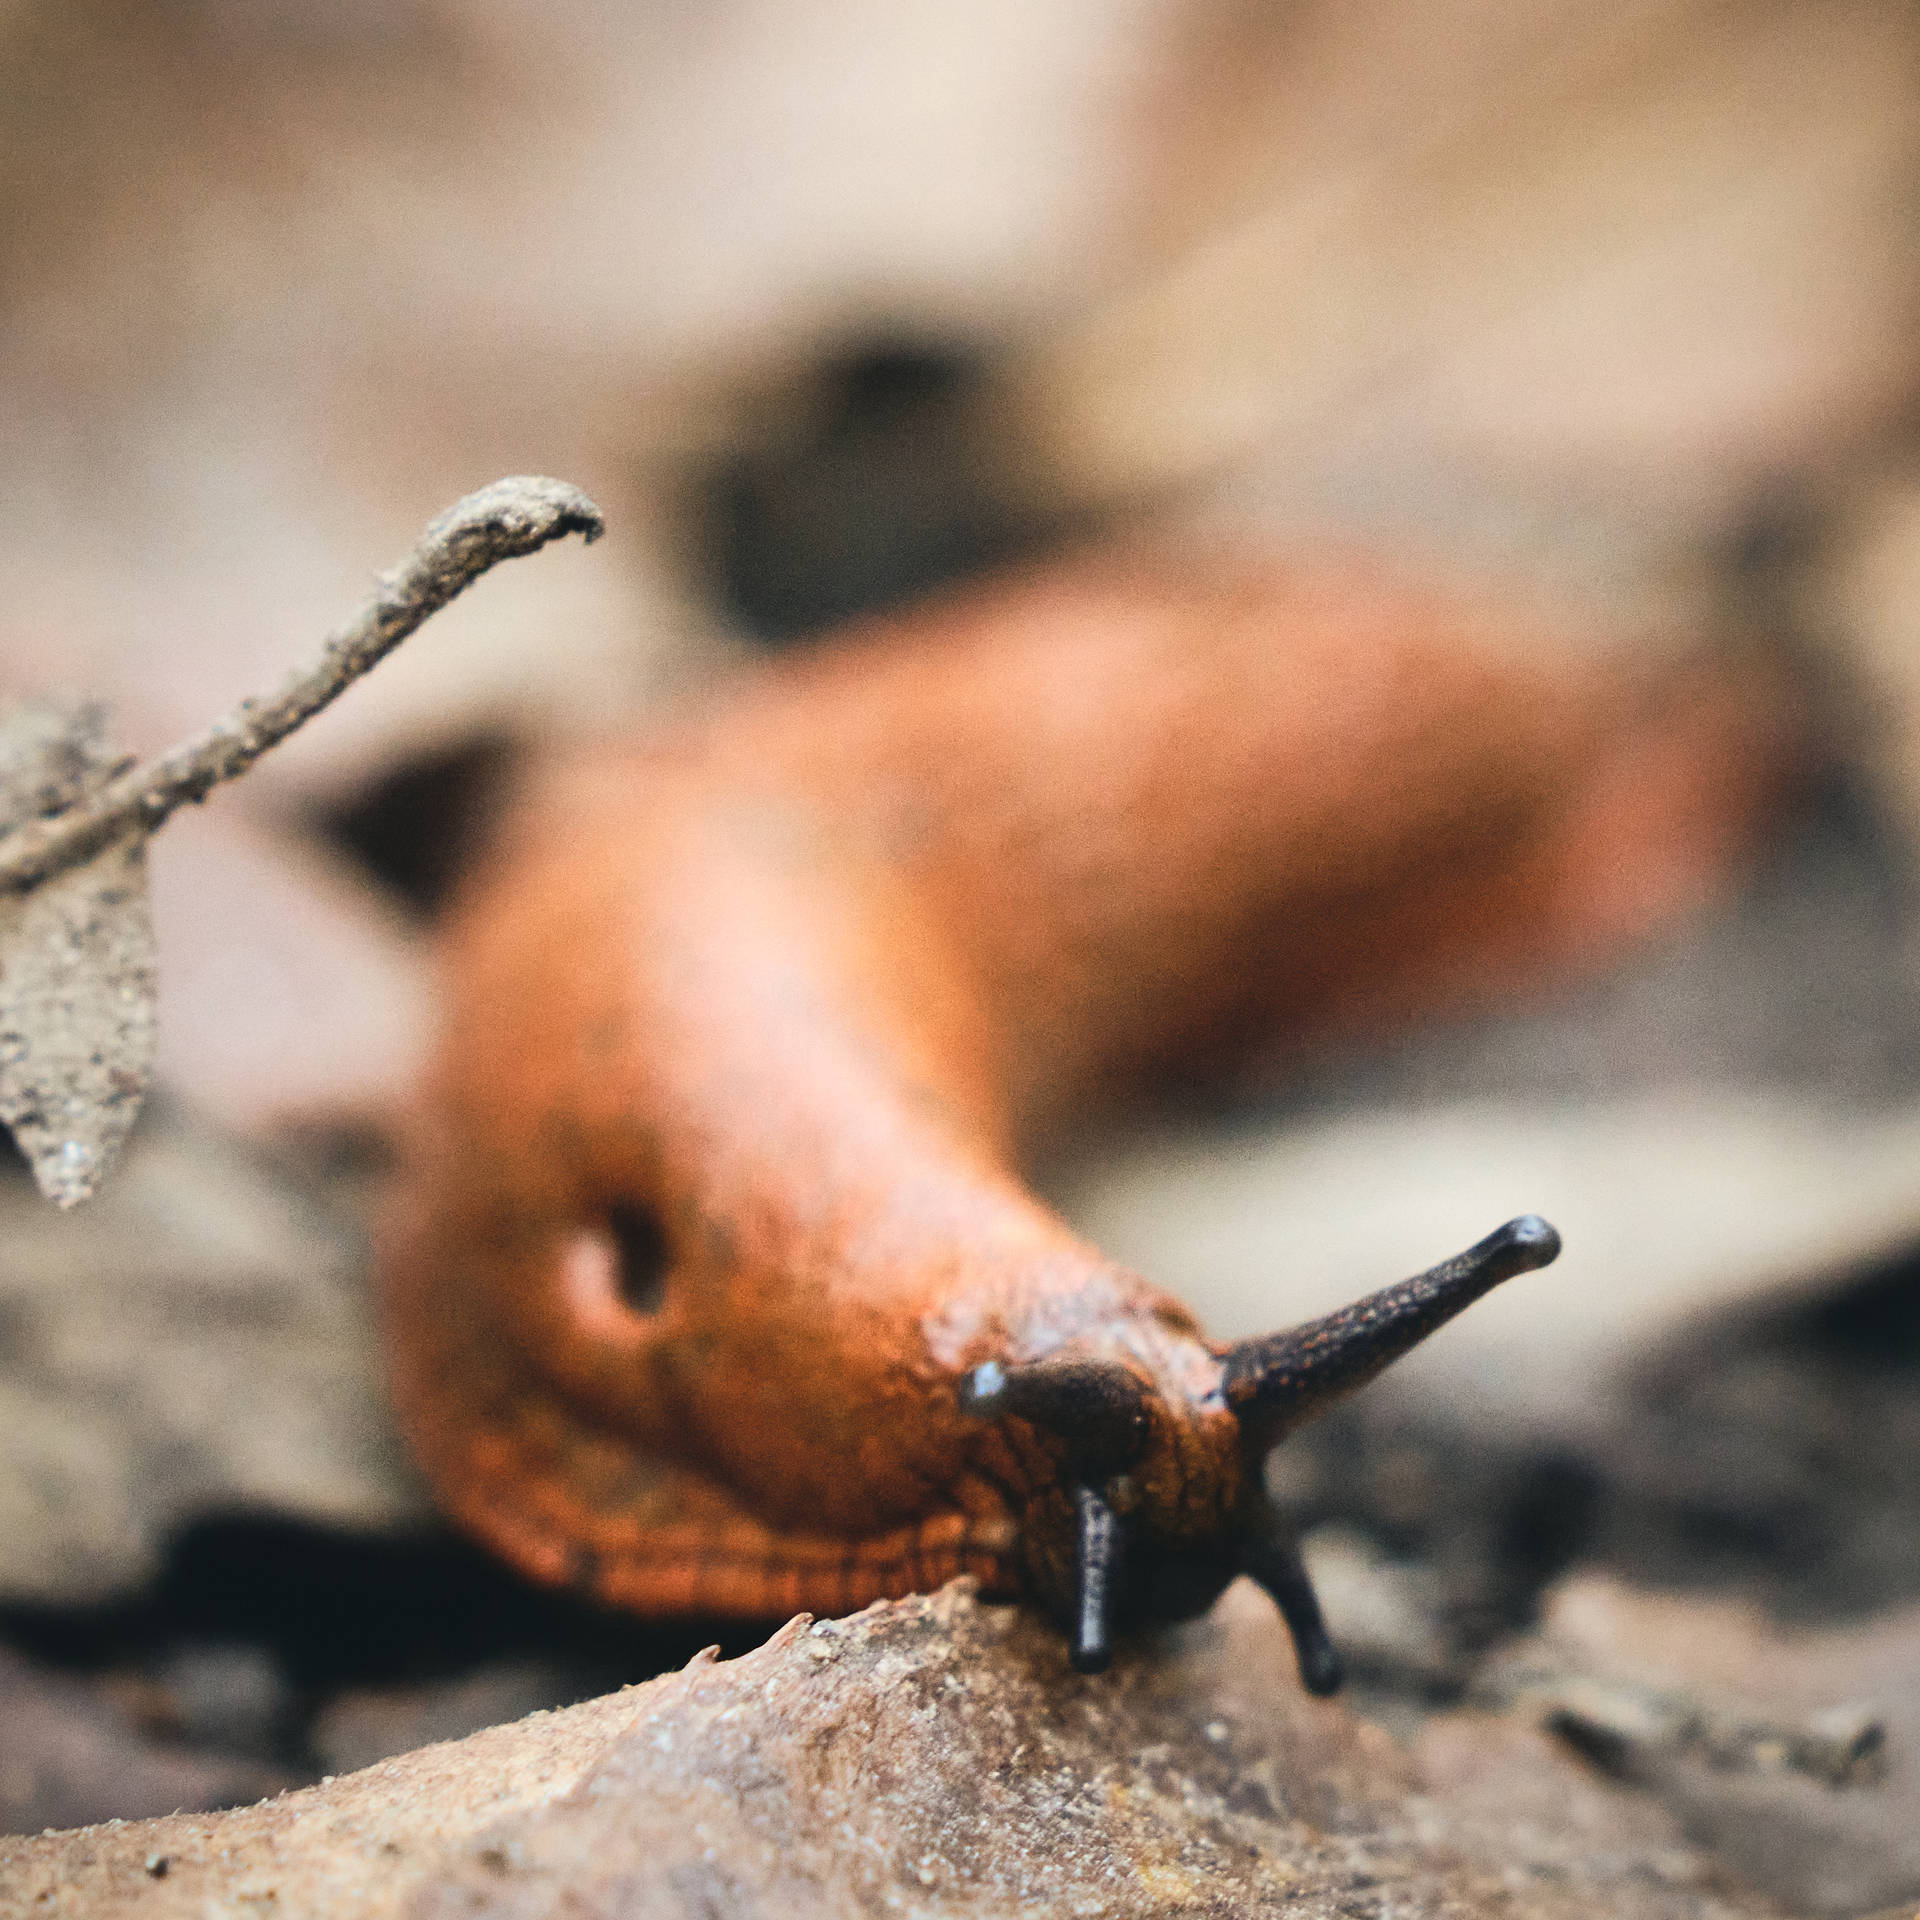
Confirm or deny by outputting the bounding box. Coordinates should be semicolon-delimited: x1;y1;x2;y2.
383;554;1786;1679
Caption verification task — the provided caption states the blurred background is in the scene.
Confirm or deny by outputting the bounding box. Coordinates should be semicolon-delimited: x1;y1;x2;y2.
4;1;1920;1905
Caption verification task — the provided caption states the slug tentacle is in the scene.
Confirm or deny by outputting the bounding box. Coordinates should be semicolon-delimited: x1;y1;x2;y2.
1236;1484;1342;1696
1222;1215;1562;1455
1071;1484;1124;1674
958;1357;1154;1476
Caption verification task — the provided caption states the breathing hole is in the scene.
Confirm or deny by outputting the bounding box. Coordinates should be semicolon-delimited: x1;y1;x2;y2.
608;1203;671;1317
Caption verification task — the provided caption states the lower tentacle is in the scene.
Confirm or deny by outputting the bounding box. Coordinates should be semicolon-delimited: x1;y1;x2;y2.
1237;1485;1343;1695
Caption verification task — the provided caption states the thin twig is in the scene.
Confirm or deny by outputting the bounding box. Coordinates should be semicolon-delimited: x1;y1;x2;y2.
0;476;604;895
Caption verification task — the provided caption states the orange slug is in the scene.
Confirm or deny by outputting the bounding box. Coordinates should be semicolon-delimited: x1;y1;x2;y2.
380;550;1791;1682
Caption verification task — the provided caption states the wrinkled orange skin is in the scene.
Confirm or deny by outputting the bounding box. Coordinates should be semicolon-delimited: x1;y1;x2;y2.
381;552;1791;1624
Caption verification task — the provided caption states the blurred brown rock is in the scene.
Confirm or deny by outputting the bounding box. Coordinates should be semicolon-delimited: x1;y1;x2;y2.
0;1644;287;1836
1473;1575;1920;1916
1003;0;1920;562
0;1108;422;1605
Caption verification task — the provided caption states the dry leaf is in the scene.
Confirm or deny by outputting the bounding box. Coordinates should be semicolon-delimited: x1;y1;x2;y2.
0;703;156;1207
0;477;600;1209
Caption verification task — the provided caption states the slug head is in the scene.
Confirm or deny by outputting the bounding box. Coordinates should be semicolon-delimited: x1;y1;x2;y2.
960;1215;1561;1684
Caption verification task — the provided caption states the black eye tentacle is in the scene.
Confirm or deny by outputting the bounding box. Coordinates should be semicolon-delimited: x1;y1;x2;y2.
1070;1483;1124;1673
958;1356;1155;1476
1223;1214;1562;1456
1237;1483;1342;1696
